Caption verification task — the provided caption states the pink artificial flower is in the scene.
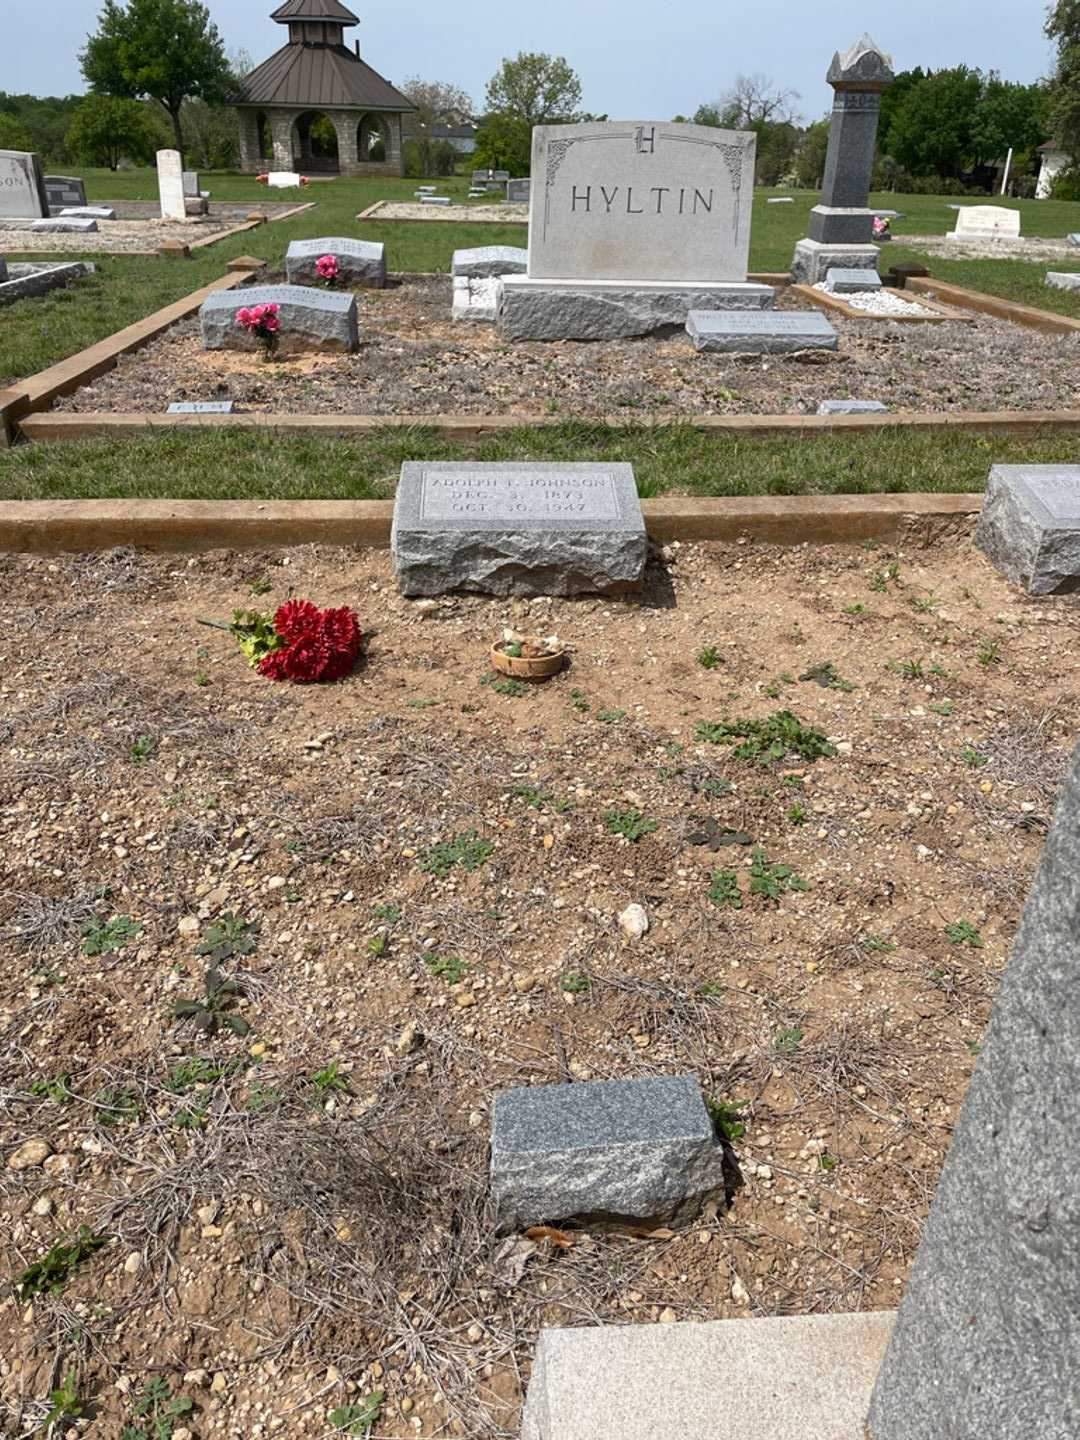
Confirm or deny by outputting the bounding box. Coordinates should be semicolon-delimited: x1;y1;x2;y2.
263;315;281;333
237;307;254;328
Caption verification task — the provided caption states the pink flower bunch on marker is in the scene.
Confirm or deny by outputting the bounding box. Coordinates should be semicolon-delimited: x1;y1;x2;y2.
873;215;891;238
256;172;269;184
315;254;340;286
236;301;281;359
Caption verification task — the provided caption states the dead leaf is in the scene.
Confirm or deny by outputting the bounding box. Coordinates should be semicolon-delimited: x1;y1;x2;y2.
525;1225;576;1249
493;1235;538;1286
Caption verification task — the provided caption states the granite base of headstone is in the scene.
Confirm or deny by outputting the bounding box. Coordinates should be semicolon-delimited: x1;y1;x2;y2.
452;245;527;278
1046;270;1080;292
185;197;209;217
285;236;386;288
817;398;888;415
199;284;359;354
974;464;1080;594
687;309;839;354
521;1312;895;1440
499;278;775;341
490;1075;729;1233
392;461;647;598
792;239;880;285
30;216;98;234
867;738;1080;1437
826;266;882;292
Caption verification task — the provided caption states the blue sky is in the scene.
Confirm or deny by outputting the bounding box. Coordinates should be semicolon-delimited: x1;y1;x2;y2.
3;0;1056;120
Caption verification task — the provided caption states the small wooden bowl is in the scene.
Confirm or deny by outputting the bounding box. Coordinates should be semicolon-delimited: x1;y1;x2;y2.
490;639;565;680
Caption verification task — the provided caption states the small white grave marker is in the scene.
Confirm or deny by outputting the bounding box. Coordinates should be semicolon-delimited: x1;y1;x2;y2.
157;149;186;221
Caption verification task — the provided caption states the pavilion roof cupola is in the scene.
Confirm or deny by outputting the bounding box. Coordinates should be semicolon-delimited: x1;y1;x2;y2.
270;0;360;49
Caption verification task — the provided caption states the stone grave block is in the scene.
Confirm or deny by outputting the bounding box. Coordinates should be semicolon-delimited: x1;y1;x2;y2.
817;398;888;414
0;259;95;304
1068;233;1080;247
452;275;500;322
0;255;6;282
157;149;186;220
285;236;386;288
452;245;527;278
416;185;437;193
44;174;86;210
767;195;794;202
687;309;839;354
30;217;98;234
1046;270;1080;291
947;205;1021;241
182;170;200;197
267;171;301;187
199;284;359;354
167;401;236;414
521;1312;895;1440
59;206;116;220
974;464;1080;594
528;121;755;284
868;737;1080;1437
826;266;882;292
392;461;647;598
490;1075;728;1233
420;195;451;205
506;178;531;203
0;150;48;220
500;277;775;342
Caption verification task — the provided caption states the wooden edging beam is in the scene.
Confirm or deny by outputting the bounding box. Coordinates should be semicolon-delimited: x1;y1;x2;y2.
791;282;963;325
905;276;1080;336
17;407;1080;445
0;268;259;448
0;493;981;555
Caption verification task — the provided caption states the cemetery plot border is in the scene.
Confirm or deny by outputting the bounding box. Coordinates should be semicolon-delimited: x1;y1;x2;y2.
906;276;1080;338
793;283;967;325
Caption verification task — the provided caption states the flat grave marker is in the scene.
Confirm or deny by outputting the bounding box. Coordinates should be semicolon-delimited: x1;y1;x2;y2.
392;460;647;597
826;266;882;292
687;309;839;353
818;398;888;414
285;235;386;288
166;401;236;414
199;283;359;354
1046;270;1080;291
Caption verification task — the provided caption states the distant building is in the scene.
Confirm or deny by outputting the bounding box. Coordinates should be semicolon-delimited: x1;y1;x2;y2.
1037;140;1070;199
431;124;477;155
235;0;415;177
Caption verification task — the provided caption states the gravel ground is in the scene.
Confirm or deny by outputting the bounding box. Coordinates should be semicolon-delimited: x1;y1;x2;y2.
1;535;1076;1437
360;201;529;223
0;203;297;255
898;232;1080;261
57;273;1080;417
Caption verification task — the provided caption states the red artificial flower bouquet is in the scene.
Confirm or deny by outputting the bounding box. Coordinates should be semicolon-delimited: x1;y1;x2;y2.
202;598;363;683
315;254;340;286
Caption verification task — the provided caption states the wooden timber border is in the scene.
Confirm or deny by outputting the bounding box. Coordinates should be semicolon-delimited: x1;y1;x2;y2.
905;276;1080;337
0;493;981;555
791;282;970;324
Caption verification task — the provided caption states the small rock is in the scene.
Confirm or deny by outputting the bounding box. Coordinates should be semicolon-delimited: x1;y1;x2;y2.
178;915;200;936
196;1203;219;1226
123;1251;142;1275
413;599;440;617
210;1372;227;1394
183;1370;208;1388
32;1196;54;1217
513;973;535;994
466;1323;483;1342
731;1275;750;1305
455;989;477;1009
659;1307;678;1324
267;876;287;890
618;903;649;941
396;1020;422;1054
172;1430;193;1440
9;1139;52;1170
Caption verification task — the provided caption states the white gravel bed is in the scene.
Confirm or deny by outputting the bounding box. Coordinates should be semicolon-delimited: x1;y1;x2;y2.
0;218;241;254
814;281;935;317
359;201;528;223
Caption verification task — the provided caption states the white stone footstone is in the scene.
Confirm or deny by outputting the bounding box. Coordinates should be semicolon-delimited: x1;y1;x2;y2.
826;266;882;292
452;245;527;278
521;1313;895;1440
499;278;775;341
420;195;451;205
1045;270;1080;291
391;461;646;598
267;171;301;187
687;309;838;354
817;399;888;415
199;284;359;354
285;236;386;288
452;275;500;322
974;464;1080;594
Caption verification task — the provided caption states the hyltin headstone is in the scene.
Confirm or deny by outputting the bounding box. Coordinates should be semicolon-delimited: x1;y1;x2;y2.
157;149;186;221
392;461;647;597
0;150;48;220
791;37;894;283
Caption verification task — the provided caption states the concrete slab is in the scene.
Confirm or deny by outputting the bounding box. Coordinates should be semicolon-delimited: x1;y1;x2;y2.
521;1311;895;1440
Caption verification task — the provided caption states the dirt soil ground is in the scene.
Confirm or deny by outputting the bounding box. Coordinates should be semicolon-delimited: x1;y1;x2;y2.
1;532;1077;1437
56;274;1080;417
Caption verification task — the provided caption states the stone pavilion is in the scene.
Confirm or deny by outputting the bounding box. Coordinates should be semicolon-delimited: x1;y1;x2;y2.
236;0;415;177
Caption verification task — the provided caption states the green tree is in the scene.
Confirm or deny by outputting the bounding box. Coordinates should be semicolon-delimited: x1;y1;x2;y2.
401;76;473;131
81;0;233;155
1046;0;1080;160
0;114;35;151
970;76;1047;171
886;66;982;177
483;52;582;128
66;94;160;169
795;116;830;187
473;110;532;175
877;67;928;158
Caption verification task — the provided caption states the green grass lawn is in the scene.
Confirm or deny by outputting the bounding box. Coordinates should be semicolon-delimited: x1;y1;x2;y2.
4;423;1080;502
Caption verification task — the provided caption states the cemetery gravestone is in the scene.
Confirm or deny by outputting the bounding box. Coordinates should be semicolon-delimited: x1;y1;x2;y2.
947;206;1021;242
868;738;1080;1437
817;398;888;414
791;37;894;283
0;150;48;220
420;195;451;205
1045;270;1080;291
157;149;187;221
825;266;883;292
167;401;236;414
1067;233;1080;247
452;246;528;278
44;174;86;210
501;277;775;342
490;1075;729;1232
687;309;839;354
30;217;98;234
506;178;531;203
392;461;647;597
199;284;359;354
59;206;116;220
285;236;386;288
267;171;301;187
182;170;200;197
974;464;1080;594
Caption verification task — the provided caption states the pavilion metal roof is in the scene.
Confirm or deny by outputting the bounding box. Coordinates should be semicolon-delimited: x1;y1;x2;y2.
239;42;414;111
270;0;360;23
